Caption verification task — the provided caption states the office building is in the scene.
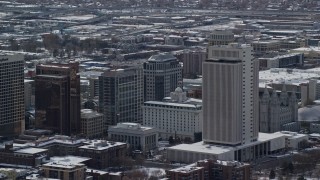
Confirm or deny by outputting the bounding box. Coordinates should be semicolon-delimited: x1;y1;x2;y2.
24;79;34;111
166;44;308;163
35;62;81;136
143;88;202;141
144;53;182;101
80;109;104;138
204;44;259;145
108;122;158;153
0;53;25;137
99;66;144;129
176;49;206;78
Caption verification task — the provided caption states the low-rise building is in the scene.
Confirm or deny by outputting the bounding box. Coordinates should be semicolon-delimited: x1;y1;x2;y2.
310;123;320;134
41;156;87;180
279;131;308;150
166;132;307;164
166;159;251;180
108;122;158;153
259;53;304;70
143;88;202;141
81;109;104;138
77;140;127;169
0;144;48;167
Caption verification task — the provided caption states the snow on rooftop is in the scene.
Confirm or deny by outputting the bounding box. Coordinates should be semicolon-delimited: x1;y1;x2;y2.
169;132;285;155
14;147;47;154
79;140;126;151
169;163;202;173
49;155;90;165
259;68;318;86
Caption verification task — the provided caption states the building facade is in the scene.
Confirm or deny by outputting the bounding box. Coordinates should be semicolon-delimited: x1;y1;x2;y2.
144;53;183;101
143;88;202;141
41;161;86;180
259;87;299;133
203;44;259;145
77;140;127;169
108;122;158;153
259;53;304;70
80;109;104;138
166;159;251;180
24;79;34;111
0;144;48;167
99;66;144;129
0;53;25;137
35;62;81;136
177;49;206;78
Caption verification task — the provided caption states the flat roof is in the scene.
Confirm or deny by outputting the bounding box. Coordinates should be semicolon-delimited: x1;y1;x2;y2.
109;122;154;131
168;132;285;155
14;147;47;154
144;101;202;108
79;140;126;151
42;162;85;169
169;163;203;173
49;155;90;164
86;168;108;175
259;68;318;86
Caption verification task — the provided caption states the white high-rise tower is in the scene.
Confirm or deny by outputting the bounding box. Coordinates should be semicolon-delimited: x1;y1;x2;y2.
203;44;259;145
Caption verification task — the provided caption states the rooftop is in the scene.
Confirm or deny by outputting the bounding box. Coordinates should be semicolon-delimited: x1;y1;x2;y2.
259;68;318;86
79;140;126;151
49;155;91;165
110;122;154;131
169;163;203;173
144;100;202;109
14;147;48;155
81;109;103;119
168;132;285;155
148;53;177;62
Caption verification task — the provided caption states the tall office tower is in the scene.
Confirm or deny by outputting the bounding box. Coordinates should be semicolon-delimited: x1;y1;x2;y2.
144;53;183;101
99;66;144;130
176;49;206;78
203;44;259;145
35;62;80;136
0;53;25;137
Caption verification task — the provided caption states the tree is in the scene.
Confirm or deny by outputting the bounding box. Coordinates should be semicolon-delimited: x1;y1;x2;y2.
184;137;192;144
168;136;174;145
9;38;20;51
52;49;59;57
42;33;61;50
135;154;145;166
288;162;294;173
297;175;305;180
269;169;276;179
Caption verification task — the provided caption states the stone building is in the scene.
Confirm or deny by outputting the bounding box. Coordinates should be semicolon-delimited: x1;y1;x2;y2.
259;86;300;133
